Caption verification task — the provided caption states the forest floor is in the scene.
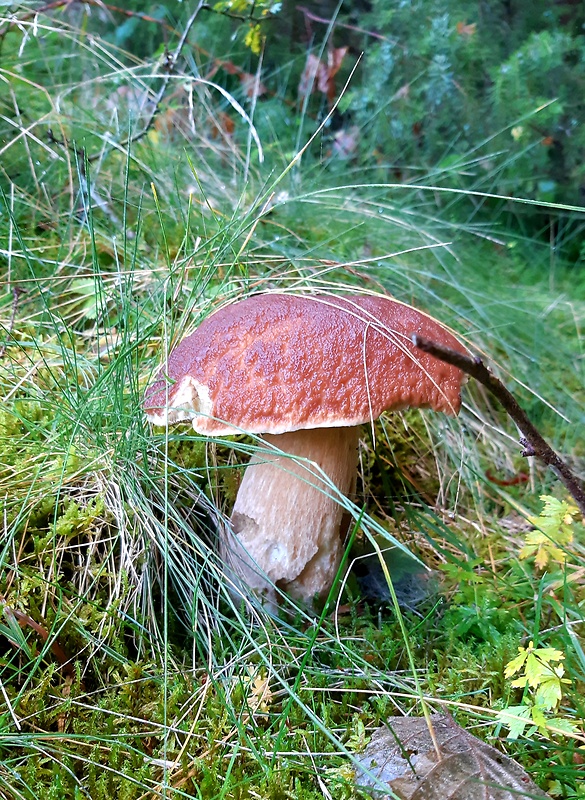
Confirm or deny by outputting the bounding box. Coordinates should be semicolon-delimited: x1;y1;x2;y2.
1;5;585;799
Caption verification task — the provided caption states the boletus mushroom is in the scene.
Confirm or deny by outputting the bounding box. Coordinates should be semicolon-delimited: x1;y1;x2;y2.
144;292;467;607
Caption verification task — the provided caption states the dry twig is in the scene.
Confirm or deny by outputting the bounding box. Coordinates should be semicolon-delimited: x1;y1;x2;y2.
412;334;585;516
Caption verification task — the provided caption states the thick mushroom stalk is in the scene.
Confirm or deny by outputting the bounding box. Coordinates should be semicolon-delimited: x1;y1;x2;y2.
144;292;467;607
224;427;360;606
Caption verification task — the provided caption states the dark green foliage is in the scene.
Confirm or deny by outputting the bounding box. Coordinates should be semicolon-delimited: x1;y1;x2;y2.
276;0;585;211
336;1;585;204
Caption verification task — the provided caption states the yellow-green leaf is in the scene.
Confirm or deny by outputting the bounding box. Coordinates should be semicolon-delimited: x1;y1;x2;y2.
520;495;576;568
524;652;545;687
244;24;262;55
535;677;563;711
530;704;549;733
504;648;529;678
496;705;532;739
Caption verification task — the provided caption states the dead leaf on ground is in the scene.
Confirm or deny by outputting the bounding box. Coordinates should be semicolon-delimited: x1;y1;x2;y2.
355;713;549;799
456;21;477;37
298;47;348;104
298;53;322;99
332;126;360;159
239;73;267;98
393;83;410;101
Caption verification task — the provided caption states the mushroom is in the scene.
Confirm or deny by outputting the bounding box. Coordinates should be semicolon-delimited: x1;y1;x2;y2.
144;292;466;607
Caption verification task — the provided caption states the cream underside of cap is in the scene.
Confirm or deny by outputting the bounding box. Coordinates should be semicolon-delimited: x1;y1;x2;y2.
145;375;213;428
147;373;414;435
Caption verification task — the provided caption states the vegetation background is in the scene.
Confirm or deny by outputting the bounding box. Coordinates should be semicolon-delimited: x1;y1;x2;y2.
0;0;584;798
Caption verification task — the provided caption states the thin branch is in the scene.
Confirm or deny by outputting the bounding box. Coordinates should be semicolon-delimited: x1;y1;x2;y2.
411;334;585;517
200;2;267;23
85;0;206;161
297;3;389;42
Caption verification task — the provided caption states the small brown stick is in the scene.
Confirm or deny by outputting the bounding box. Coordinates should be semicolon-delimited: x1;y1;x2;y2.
411;333;585;517
1;601;74;677
297;4;390;42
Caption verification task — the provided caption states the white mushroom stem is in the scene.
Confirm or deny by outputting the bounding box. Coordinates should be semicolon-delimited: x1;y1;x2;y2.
221;427;360;607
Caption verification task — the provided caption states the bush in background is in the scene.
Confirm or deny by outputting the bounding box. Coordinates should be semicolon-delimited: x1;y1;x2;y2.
256;1;584;217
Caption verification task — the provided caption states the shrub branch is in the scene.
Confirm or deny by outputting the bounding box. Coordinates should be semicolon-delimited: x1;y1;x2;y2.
411;334;585;516
27;2;205;162
88;0;206;159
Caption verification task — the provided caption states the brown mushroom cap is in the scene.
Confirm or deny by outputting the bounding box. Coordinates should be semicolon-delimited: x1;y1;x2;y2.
144;293;466;435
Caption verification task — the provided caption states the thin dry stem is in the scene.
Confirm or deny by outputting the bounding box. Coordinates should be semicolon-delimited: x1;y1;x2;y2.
412;334;585;516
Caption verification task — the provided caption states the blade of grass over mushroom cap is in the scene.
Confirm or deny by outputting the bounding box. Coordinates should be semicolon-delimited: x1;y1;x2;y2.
145;292;467;607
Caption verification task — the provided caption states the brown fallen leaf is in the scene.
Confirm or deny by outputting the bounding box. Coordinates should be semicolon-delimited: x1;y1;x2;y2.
239;73;267;99
297;47;348;105
356;713;549;799
332;126;360;159
456;21;477;37
298;53;321;99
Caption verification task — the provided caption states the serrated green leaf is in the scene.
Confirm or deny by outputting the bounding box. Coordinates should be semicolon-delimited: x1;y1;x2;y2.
521;495;576;567
546;717;578;736
524;652;545;687
533;647;565;664
70;278;98;298
496;705;532;739
504;649;528;678
535;677;563;711
530;704;549;732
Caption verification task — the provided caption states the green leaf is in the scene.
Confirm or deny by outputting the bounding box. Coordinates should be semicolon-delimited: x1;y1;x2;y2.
535;677;563;711
504;648;529;678
496;705;532;739
546;717;579;736
530;704;549;733
524;652;545;688
520;495;577;568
